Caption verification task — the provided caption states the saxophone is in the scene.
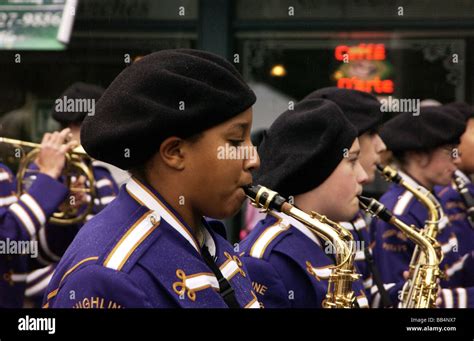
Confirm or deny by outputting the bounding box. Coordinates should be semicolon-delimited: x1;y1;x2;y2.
244;184;361;308
358;195;441;308
376;164;444;308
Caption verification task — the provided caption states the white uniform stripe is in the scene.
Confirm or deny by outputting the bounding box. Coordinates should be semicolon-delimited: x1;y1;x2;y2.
339;222;353;230
442;289;454;308
186;274;219;290
438;216;449;231
25;272;54;297
363;277;373;289
26;265;54;283
353;218;366;230
220;260;240;279
104;212;160;271
371;293;381;308
20;193;46;225
393;191;414;216
38;227;61;262
0;172;10;181
184;263;243;291
456;288;467;308
371;282;396;295
309;267;332;279
9;203;36;238
357;296;369;308
95;197;116;206
445;254;469;277
0;195;17;207
100;196;116;205
11;273;28;282
95;178;112;188
126;179;199;252
249;220;289;258
355;250;365;261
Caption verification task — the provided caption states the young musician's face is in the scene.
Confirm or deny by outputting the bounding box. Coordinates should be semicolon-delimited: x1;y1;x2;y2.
183;108;260;219
456;119;474;174
358;132;386;183
306;138;368;221
422;145;458;187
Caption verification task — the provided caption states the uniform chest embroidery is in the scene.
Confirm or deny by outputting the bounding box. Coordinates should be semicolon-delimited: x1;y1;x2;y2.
172;252;246;301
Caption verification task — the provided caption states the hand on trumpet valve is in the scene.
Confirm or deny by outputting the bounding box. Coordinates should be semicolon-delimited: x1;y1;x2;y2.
36;128;79;179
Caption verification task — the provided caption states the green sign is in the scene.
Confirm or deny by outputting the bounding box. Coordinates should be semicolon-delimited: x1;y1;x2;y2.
0;0;76;50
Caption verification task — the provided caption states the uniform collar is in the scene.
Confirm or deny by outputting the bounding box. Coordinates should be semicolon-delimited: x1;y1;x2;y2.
269;211;321;247
125;177;215;255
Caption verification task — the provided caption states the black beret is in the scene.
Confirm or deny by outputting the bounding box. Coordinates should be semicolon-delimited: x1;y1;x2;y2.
81;49;256;169
254;98;358;197
52;82;104;125
380;106;465;153
304;87;382;136
250;129;266;149
445;102;474;122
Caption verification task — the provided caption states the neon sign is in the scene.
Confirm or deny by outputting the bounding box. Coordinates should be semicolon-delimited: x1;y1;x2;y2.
333;43;394;94
335;44;386;61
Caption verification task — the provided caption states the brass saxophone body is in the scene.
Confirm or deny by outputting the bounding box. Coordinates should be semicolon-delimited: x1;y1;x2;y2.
358;195;441;308
244;184;360;308
376;164;444;308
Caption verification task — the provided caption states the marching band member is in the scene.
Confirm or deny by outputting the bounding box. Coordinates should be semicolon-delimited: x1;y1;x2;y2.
0;129;76;307
307;87;399;307
435;102;474;257
24;82;119;307
43;49;260;308
372;106;474;308
240;96;370;308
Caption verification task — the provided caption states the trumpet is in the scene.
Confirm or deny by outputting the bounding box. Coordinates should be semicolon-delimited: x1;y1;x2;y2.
244;184;361;308
0;137;96;225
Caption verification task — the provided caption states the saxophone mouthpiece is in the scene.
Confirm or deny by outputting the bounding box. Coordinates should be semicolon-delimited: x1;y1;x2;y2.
357;195;372;210
358;195;393;222
244;184;287;211
243;184;260;199
376;164;402;184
